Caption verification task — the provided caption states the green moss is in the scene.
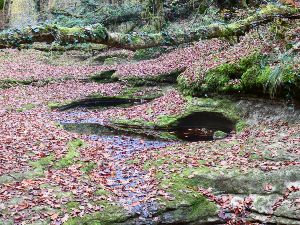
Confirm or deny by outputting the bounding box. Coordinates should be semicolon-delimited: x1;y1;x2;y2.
65;201;80;212
29;154;56;178
213;130;227;139
81;162;97;174
114;118;150;128
211;63;240;78
177;75;202;96
236;120;248;132
47;101;72;109
204;71;231;92
103;57;119;65
55;191;74;199
157;131;178;140
280;65;299;83
59;27;83;35
241;65;271;91
64;201;128;225
94;24;107;39
29;140;85;175
0;79;33;89
241;61;299;98
94;189;110;196
133;47;166;60
186;97;240;122
30;154;55;171
240;53;262;70
16;103;36;112
215;4;297;36
241;65;260;89
156;115;180;127
157;167;217;220
54;139;85;169
118;87;142;98
90;70;118;83
144;157;165;170
89;86;163;100
257;64;299;98
249;153;261;161
187;196;218;221
179;52;263;95
130;35;144;45
225;23;240;35
180;44;299;99
204;53;263;93
257;66;271;85
259;4;298;15
159;167;212;189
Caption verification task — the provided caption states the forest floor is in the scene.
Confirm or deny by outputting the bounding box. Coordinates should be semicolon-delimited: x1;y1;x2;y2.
0;39;299;225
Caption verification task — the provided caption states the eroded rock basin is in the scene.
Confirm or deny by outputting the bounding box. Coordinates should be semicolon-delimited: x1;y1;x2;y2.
48;94;299;225
62;111;235;142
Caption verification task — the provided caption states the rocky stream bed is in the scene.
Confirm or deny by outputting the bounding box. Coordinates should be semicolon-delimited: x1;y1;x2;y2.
0;44;299;225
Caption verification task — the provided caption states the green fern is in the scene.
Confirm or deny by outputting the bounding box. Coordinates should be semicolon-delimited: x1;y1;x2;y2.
265;42;299;98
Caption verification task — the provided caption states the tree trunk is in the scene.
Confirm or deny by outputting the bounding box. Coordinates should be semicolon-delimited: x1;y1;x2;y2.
6;0;39;28
0;4;299;50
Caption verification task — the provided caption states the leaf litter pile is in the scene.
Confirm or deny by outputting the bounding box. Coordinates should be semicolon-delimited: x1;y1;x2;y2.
0;38;299;225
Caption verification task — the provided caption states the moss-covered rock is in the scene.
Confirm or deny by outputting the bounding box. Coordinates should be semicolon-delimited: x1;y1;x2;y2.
179;50;300;100
64;201;131;225
113;97;239;129
187;165;300;195
179;53;263;96
156;168;219;224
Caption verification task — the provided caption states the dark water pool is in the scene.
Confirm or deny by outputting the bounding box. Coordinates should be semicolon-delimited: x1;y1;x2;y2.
56;97;152;111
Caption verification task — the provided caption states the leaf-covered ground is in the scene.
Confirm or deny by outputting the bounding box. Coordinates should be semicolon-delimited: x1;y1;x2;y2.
0;49;111;81
0;32;299;225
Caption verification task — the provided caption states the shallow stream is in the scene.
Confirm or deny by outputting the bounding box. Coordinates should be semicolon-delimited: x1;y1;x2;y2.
59;97;235;222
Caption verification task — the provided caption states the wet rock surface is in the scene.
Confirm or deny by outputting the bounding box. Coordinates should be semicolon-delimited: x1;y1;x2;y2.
57;96;300;225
